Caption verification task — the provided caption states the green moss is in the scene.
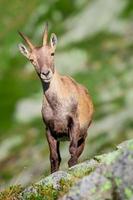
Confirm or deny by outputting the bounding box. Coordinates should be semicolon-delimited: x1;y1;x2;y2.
128;142;133;151
115;178;122;187
95;150;120;165
68;166;92;178
101;180;112;191
58;177;76;198
117;140;133;151
0;185;23;200
68;160;98;178
105;172;113;179
26;178;73;200
90;187;96;194
128;154;133;160
36;184;58;200
23;184;58;200
22;175;75;200
24;193;44;200
124;188;133;199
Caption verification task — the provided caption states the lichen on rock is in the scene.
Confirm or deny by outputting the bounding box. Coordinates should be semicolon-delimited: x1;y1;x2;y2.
20;171;74;200
0;139;133;200
68;159;98;178
61;140;133;200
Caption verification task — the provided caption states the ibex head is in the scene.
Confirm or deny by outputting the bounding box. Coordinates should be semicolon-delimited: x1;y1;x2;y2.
18;23;57;83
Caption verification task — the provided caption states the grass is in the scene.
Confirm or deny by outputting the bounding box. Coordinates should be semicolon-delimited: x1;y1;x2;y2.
0;185;23;200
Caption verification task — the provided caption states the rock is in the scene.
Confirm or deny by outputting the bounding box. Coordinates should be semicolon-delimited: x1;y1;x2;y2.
19;159;99;200
68;159;99;178
0;139;133;200
117;139;133;151
112;149;133;200
61;142;133;200
20;171;74;200
62;166;113;200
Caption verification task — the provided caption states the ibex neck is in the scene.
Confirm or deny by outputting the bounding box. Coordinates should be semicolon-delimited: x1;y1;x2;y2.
41;70;62;106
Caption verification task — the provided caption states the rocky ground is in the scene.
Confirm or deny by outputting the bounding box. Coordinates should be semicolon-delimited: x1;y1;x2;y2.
0;139;133;200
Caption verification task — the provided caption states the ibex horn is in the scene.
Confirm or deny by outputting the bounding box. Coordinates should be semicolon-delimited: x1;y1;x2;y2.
43;22;48;46
18;31;34;50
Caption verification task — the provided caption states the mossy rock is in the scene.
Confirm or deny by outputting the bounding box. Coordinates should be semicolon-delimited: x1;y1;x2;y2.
61;140;133;200
1;139;133;200
117;139;133;151
20;160;99;199
68;159;98;178
20;171;75;200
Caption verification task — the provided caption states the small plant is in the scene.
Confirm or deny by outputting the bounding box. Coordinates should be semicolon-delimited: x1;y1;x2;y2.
0;185;23;200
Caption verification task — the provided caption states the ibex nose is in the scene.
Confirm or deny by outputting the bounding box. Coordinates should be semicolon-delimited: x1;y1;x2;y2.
41;69;50;77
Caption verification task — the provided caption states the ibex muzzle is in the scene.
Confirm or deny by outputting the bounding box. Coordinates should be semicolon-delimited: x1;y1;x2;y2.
18;23;94;173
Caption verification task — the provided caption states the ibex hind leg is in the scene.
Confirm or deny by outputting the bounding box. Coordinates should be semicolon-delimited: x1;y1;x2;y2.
77;137;85;157
76;121;92;158
68;119;80;167
68;130;87;167
76;128;88;157
68;139;85;167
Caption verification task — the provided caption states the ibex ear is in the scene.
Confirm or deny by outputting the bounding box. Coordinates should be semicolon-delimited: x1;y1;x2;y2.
50;33;57;51
18;43;30;58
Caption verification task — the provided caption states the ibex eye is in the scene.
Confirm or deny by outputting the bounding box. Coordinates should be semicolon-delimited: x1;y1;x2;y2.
30;59;34;62
51;53;54;56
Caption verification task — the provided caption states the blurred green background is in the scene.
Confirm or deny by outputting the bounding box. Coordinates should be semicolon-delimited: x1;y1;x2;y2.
0;0;133;191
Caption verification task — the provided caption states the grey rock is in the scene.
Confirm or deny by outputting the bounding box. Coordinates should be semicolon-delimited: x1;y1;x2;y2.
1;139;133;200
61;144;133;200
112;149;133;200
68;159;99;178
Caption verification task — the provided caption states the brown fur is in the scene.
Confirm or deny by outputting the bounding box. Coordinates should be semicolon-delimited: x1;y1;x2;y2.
18;24;94;173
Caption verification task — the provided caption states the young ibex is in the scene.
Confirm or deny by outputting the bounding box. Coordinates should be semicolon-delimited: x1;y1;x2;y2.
18;23;94;173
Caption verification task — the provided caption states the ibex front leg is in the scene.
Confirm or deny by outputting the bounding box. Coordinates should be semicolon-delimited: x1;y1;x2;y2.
68;119;80;167
46;128;61;173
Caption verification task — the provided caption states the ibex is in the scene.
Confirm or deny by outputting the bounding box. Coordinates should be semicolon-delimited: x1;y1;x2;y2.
18;23;94;173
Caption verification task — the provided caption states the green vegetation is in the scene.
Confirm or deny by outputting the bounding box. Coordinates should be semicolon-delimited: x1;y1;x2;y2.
0;185;23;200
